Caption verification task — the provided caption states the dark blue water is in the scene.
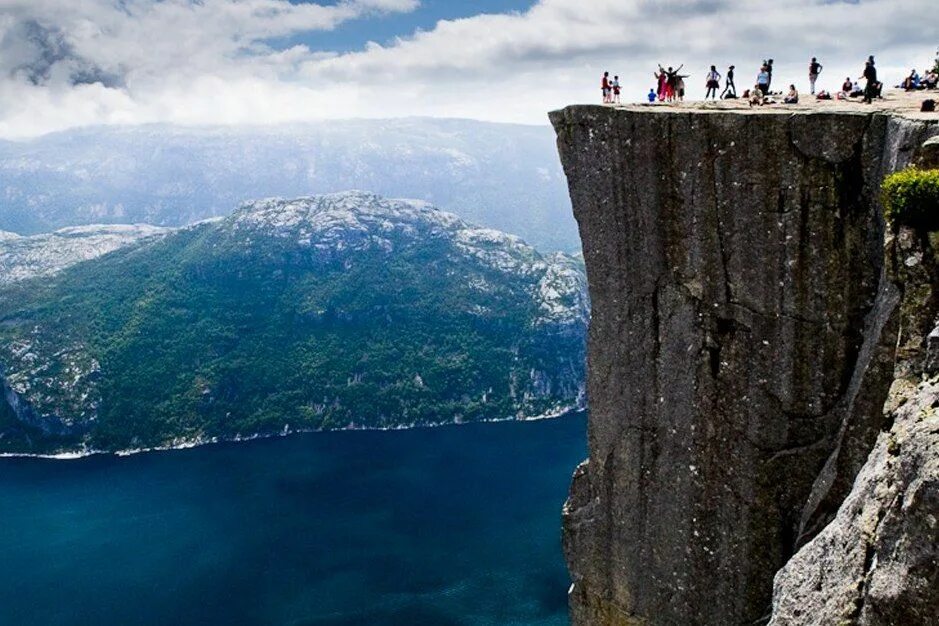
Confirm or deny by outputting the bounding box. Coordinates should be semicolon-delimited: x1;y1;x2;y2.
0;414;585;626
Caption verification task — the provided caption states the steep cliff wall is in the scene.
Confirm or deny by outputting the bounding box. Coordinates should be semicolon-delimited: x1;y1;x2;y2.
551;105;938;625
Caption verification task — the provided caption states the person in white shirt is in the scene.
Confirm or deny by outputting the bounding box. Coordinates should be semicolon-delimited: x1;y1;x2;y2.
705;65;721;100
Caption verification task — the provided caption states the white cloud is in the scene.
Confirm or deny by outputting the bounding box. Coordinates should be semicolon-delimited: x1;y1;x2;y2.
0;0;935;137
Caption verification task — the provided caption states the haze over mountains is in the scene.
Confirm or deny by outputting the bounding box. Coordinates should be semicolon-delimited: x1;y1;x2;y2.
0;118;578;252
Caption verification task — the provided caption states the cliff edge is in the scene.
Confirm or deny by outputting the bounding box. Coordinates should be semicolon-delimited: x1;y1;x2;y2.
550;104;938;624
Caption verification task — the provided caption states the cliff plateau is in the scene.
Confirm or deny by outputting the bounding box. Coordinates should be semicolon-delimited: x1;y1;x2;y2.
551;104;938;624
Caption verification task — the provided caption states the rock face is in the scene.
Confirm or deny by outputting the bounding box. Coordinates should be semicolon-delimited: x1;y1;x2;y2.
551;105;938;624
769;216;939;625
769;378;939;625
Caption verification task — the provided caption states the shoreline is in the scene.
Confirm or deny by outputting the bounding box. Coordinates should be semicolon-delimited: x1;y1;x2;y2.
0;405;586;461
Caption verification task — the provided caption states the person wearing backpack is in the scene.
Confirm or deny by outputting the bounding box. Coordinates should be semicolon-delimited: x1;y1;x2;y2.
809;57;823;95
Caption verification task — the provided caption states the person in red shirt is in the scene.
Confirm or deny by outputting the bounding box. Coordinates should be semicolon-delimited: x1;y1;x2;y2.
601;72;611;103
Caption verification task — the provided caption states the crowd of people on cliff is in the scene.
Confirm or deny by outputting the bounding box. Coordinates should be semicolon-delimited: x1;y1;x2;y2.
601;51;938;109
898;67;939;91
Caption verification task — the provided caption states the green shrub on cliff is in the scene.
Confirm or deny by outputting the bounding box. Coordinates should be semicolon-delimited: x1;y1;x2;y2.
882;169;939;231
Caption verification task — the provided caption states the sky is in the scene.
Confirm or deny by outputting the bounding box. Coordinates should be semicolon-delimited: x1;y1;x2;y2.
0;0;935;138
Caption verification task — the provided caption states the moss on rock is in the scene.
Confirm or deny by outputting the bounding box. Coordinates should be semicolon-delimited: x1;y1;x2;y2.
882;168;939;231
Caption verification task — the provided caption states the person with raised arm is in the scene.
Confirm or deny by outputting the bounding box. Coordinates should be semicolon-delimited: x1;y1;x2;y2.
665;64;684;102
655;66;668;101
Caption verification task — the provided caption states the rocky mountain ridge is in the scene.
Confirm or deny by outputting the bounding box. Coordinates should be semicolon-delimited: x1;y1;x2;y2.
0;223;171;286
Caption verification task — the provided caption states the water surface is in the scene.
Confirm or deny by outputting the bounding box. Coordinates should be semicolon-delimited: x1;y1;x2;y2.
0;414;585;625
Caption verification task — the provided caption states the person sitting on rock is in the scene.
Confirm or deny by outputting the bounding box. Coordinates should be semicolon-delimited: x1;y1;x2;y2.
784;84;799;104
837;77;853;99
647;88;657;103
749;84;765;107
926;70;939;90
851;80;864;98
902;69;921;91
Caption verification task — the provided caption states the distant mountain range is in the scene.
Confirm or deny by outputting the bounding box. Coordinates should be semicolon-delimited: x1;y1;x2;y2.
0;192;587;455
0;118;578;252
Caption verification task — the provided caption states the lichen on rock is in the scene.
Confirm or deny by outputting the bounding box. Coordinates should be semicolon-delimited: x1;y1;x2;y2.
769;376;939;625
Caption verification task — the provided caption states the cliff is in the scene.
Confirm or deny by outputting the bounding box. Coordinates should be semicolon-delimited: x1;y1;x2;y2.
769;199;939;624
550;104;938;624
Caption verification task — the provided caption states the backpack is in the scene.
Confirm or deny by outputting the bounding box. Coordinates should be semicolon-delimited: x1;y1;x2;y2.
923;99;936;113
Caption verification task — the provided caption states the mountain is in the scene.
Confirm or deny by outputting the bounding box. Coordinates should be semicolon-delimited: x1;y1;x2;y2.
0;191;587;455
0;118;578;251
0;224;171;287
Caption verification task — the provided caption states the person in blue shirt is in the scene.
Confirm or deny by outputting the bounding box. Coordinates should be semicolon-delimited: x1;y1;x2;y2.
757;63;771;95
648;88;656;103
902;69;921;90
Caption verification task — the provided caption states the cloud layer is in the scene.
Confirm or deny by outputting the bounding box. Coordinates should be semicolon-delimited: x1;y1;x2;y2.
0;0;935;137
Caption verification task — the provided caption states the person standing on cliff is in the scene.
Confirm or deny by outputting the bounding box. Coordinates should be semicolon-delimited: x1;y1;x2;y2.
601;72;611;103
809;57;823;94
655;66;668;101
757;63;771;95
612;75;622;104
766;59;775;92
861;61;878;104
675;72;688;102
721;65;736;98
665;65;684;102
705;65;721;100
